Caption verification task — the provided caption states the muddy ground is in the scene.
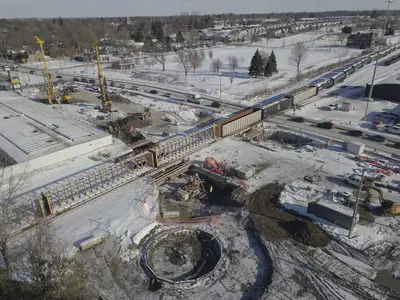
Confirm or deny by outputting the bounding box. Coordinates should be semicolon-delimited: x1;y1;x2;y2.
0;148;16;167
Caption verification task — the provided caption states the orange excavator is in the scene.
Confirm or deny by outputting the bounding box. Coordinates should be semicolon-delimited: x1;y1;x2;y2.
204;157;225;175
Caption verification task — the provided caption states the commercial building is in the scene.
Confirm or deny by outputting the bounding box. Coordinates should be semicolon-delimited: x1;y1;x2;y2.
346;32;375;49
111;59;135;70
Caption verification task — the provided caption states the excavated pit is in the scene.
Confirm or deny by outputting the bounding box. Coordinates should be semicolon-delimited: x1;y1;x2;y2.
142;228;225;287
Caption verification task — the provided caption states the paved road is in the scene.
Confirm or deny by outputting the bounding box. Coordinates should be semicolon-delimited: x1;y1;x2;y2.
268;115;400;158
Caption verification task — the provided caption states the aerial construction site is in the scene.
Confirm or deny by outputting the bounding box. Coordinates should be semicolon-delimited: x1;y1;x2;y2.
1;12;400;300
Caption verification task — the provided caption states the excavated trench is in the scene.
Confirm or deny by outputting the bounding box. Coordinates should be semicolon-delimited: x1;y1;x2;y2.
143;229;223;284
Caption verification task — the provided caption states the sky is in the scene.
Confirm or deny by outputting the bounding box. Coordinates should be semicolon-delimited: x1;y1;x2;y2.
1;0;400;18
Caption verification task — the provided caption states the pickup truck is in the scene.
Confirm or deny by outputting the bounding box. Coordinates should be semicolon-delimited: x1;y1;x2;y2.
383;124;400;135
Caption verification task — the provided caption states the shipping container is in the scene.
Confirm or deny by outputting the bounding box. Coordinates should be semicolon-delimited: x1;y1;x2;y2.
221;110;262;137
261;96;293;119
292;86;317;105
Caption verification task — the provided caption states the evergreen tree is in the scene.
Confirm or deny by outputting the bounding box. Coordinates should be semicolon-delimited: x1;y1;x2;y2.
264;58;274;77
270;50;278;74
248;49;264;77
176;30;185;43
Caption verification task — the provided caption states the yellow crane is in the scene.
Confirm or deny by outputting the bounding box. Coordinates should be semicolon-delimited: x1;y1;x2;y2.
93;40;117;112
34;36;71;104
35;36;57;104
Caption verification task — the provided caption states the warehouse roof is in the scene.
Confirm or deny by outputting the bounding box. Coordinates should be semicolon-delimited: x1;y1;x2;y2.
0;91;109;163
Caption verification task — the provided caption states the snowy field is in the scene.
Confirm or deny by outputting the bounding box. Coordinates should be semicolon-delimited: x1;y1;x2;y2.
61;31;362;104
0;69;45;86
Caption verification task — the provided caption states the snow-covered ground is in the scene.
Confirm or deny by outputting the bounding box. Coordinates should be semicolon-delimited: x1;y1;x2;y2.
60;31;362;104
26;59;87;70
0;70;45;86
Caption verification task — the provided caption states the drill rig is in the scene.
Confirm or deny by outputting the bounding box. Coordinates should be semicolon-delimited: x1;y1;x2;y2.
93;40;117;112
35;36;71;104
365;183;400;215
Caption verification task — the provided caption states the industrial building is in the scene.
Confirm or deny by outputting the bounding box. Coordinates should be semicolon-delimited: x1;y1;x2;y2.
364;75;400;102
0;91;112;173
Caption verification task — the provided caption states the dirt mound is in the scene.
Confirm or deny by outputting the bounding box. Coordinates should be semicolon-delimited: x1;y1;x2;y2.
280;220;330;247
248;183;331;248
109;116;151;144
109;93;130;104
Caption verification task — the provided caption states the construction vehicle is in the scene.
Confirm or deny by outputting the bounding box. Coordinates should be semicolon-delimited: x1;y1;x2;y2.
365;183;400;215
141;107;152;120
93;40;117;112
204;157;225;175
35;36;59;104
177;174;206;201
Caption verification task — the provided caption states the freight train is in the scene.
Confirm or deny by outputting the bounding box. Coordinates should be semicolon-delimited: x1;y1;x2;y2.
124;44;400;170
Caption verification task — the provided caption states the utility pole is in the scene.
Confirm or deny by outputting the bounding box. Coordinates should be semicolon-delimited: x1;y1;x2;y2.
348;169;365;238
364;0;393;121
219;73;222;100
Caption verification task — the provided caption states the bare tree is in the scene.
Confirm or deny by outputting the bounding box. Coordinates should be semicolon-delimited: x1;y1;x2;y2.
134;57;141;66
208;49;213;60
199;48;206;61
289;42;308;77
175;50;193;77
150;50;166;71
143;56;157;71
16;222;95;299
0;165;27;276
211;58;222;74
189;50;205;73
251;35;260;44
239;56;245;66
228;56;239;72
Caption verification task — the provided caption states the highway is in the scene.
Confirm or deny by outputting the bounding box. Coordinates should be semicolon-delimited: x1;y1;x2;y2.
268;114;400;158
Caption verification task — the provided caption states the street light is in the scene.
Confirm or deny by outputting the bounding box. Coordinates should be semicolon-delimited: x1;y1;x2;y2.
364;0;393;121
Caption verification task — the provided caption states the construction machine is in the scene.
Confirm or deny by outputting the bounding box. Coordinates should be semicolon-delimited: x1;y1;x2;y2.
93;40;117;112
177;174;206;201
35;36;59;104
141;107;152;120
365;183;400;215
204;157;225;175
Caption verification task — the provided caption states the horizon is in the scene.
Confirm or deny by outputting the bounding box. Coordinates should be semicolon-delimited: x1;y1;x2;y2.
1;0;400;19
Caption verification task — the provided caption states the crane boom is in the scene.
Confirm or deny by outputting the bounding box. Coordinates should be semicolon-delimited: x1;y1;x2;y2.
35;36;56;104
93;40;115;112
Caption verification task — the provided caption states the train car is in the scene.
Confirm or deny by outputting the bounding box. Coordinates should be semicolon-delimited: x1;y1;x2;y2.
214;108;255;137
309;78;330;94
343;64;355;76
331;72;346;84
256;93;289;107
363;56;372;65
220;109;262;137
290;86;318;105
331;67;347;78
352;60;363;70
370;53;378;60
258;96;293;119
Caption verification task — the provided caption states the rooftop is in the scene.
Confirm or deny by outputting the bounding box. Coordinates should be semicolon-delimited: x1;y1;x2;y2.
0;91;110;163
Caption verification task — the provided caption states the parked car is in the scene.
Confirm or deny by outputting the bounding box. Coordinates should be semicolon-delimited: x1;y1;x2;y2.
119;84;126;89
290;116;305;123
73;77;80;82
130;85;139;90
149;89;158;94
80;78;88;83
211;101;221;108
164;93;172;98
29;70;35;74
347;130;363;137
317;121;334;129
129;92;137;96
395;142;400;149
368;134;386;142
89;79;96;84
343;173;373;187
56;75;63;79
328;104;339;110
109;81;115;87
384;125;400;135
